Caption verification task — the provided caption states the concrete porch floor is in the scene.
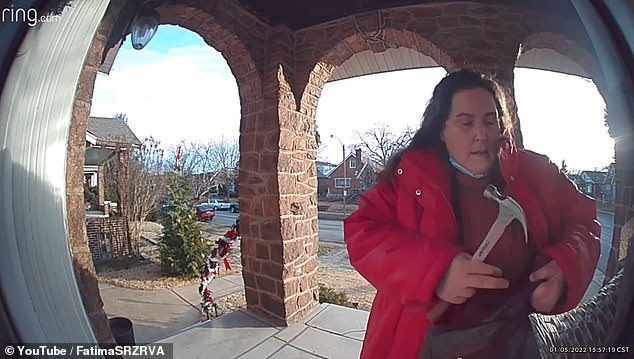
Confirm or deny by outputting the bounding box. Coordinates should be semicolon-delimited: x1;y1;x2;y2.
157;303;367;359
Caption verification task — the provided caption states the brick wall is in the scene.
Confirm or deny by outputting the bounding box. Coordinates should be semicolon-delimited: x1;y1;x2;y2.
86;217;129;262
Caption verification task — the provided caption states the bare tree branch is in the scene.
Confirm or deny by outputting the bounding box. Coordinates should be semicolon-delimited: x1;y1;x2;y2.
354;123;415;166
163;137;240;201
104;136;166;256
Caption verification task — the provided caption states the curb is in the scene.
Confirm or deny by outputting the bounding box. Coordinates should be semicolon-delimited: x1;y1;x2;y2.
318;212;349;221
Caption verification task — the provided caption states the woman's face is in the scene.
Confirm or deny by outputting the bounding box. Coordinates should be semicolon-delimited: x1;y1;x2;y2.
441;87;501;175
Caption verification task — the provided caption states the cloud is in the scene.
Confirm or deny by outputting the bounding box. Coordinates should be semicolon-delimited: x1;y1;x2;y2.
91;40;240;148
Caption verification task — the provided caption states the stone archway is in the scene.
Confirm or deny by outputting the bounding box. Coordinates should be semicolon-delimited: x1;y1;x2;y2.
296;26;453;119
66;0;265;341
519;31;606;100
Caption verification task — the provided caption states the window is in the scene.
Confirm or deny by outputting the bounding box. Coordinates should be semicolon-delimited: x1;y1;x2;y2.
334;178;351;188
349;158;356;169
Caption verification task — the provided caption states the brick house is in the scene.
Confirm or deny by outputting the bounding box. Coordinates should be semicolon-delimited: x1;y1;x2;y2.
320;148;380;198
84;116;142;262
577;170;607;200
316;161;337;198
565;167;615;206
602;164;616;205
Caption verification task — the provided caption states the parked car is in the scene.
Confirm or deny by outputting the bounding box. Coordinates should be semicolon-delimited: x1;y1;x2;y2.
229;202;240;213
195;203;216;222
207;199;231;211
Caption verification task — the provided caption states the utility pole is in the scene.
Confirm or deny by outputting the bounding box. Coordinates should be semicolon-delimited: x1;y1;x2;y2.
331;135;347;215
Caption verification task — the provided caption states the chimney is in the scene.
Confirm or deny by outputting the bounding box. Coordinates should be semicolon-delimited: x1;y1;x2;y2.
355;148;362;164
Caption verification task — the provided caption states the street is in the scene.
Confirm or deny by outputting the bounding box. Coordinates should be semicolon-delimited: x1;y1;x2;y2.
212;211;616;265
213;211;240;227
317;219;345;244
597;210;615;274
212;211;346;243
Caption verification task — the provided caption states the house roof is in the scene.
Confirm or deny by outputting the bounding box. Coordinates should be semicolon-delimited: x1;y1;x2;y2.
316;161;337;178
316;167;329;178
87;116;142;147
326;151;381;180
582;171;607;184
603;164;616;185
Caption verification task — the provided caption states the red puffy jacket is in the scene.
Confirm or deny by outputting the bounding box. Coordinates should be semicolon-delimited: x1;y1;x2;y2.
344;146;600;359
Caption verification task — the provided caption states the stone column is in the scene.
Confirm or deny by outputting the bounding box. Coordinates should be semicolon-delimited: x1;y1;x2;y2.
604;91;634;280
606;131;634;279
240;25;319;325
65;0;128;344
442;12;525;148
454;57;524;148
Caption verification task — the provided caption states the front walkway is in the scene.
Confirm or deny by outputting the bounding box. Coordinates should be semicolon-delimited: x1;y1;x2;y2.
158;303;367;358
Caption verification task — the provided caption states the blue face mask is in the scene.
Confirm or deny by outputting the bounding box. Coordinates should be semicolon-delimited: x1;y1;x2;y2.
449;156;488;179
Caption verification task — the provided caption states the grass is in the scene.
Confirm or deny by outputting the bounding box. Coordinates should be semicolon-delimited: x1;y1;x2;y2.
318;283;351;307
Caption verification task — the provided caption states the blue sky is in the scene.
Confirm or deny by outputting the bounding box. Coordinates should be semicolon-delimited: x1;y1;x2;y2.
91;25;614;172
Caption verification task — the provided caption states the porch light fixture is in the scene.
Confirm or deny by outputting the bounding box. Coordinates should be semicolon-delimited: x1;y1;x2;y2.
130;7;159;50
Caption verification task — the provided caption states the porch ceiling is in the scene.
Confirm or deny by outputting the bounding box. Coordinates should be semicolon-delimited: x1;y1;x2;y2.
236;0;580;31
85;147;116;166
328;48;439;82
238;0;592;81
328;47;591;83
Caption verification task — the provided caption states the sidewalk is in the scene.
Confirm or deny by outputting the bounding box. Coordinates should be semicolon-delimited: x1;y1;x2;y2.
100;273;244;344
101;272;368;358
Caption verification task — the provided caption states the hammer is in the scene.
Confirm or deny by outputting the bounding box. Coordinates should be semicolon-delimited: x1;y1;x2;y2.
427;184;528;322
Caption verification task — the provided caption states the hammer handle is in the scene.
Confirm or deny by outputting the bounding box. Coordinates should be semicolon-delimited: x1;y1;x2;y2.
427;300;451;323
427;243;488;323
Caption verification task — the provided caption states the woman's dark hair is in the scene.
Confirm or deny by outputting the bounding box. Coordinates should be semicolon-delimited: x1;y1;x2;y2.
377;69;515;182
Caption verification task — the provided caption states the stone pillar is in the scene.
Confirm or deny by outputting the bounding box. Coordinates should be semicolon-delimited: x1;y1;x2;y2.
442;10;525;147
607;131;634;277
240;25;319;325
456;59;523;148
605;92;634;280
65;0;127;344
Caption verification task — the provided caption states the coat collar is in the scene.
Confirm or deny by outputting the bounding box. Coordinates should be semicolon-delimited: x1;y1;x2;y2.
398;147;452;197
396;141;549;248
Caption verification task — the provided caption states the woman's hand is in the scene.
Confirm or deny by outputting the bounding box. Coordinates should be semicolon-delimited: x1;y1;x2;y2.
435;252;509;304
529;260;567;313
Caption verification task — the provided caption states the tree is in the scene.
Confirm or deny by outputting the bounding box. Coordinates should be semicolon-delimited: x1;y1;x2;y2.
354;123;415;167
561;160;569;175
113;112;128;122
104;137;167;256
158;175;209;277
164;141;197;175
208;136;240;200
164;137;240;200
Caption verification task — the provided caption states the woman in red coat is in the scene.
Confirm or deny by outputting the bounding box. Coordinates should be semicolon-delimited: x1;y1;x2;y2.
344;69;600;358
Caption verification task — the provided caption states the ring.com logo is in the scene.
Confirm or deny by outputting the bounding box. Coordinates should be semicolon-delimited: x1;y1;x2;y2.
2;4;61;27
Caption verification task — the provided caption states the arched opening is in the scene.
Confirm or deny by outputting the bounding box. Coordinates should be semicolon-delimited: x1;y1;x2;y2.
514;67;613;300
516;31;623;293
298;25;452;309
63;0;262;341
86;24;243;343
